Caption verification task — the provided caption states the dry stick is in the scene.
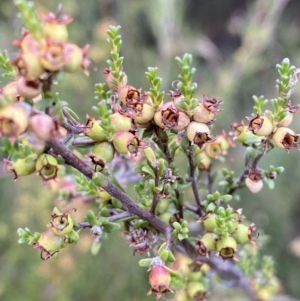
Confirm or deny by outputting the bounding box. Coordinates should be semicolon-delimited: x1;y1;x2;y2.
48;137;171;236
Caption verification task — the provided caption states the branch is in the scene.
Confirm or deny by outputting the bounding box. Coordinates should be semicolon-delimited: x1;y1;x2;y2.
48;137;172;236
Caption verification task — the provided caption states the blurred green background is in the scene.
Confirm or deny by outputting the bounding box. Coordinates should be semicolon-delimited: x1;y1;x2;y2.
1;0;300;300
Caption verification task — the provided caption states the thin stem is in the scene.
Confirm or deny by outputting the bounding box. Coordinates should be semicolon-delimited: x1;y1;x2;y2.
183;204;199;214
62;123;84;135
206;168;213;194
228;152;264;195
175;188;184;219
187;149;202;217
108;211;135;222
150;165;160;214
72;138;96;147
77;222;92;229
62;108;82;127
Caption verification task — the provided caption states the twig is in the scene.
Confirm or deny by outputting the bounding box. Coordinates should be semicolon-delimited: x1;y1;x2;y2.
77;222;92;229
183;204;199;214
62;122;85;135
187;149;202;217
108;211;135;222
150;164;160;214
72;138;96;147
206;168;213;194
228;152;264;194
62;108;82;127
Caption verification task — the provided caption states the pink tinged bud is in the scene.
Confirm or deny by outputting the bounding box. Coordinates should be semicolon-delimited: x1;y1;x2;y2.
15;32;42;54
186;121;211;148
133;103;155;125
148;264;173;299
279;112;293;127
272;127;299;152
2;81;21;102
117;85;141;106
4;156;36;180
16;77;42;99
103;68;128;90
33;229;66;260
193;103;215;123
63;43;84;73
0;102;31;137
40;41;65;71
43;23;69;42
35;153;59;181
40;12;72;42
232;223;256;244
154;102;190;130
48;211;74;236
110;112;132;132
29;114;56;141
247;114;273;136
279;101;299;127
216;236;237;260
142;92;154;106
13;53;44;80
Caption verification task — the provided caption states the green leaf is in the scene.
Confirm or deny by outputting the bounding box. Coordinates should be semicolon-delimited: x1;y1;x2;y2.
86;210;99;225
67;230;80;242
138;258;152;268
141;165;155;178
63;107;80;122
178;233;188;241
102;222;121;233
91;242;101;256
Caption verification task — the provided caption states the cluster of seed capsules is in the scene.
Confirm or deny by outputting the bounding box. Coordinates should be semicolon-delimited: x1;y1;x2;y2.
196;208;256;261
85;73;230;172
0;11;90;181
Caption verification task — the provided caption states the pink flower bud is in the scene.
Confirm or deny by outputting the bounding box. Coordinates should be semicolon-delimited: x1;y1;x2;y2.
148;262;173;299
29;113;56;141
16;77;42;99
